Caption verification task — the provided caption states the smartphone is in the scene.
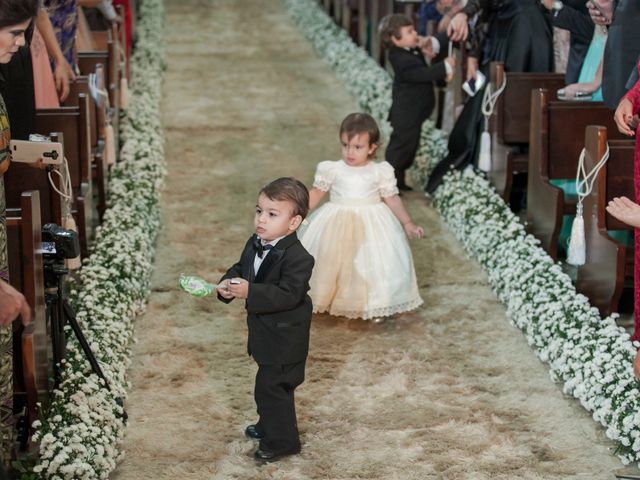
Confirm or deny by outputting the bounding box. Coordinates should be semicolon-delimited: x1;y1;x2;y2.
462;71;486;97
229;279;241;285
10;139;63;165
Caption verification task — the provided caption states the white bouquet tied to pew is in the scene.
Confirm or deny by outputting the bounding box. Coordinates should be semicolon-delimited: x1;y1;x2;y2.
566;145;610;266
478;75;507;173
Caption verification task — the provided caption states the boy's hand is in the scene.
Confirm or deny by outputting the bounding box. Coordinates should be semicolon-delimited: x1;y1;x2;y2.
404;222;425;239
216;280;235;300
419;36;438;60
227;278;249;299
445;56;456;82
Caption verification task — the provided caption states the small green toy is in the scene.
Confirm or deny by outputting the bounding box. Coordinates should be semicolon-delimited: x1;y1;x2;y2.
179;274;216;297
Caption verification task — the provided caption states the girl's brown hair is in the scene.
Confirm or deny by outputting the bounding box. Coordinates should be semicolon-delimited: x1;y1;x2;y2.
339;113;380;147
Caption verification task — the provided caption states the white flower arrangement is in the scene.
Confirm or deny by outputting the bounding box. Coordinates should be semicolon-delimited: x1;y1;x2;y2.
29;0;166;478
284;0;640;465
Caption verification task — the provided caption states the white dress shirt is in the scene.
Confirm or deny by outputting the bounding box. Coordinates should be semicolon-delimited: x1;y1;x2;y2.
253;235;285;276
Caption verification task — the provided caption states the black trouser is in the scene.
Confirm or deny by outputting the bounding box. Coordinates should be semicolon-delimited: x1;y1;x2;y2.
254;360;306;453
385;124;422;188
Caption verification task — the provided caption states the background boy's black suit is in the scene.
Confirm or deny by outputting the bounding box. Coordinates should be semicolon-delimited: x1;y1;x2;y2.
218;232;314;453
385;45;447;189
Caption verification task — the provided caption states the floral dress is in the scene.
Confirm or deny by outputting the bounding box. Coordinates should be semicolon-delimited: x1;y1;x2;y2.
0;93;13;463
44;0;78;69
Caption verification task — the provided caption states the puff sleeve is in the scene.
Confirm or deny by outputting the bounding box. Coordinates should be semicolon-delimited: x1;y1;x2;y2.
313;161;337;192
377;161;400;197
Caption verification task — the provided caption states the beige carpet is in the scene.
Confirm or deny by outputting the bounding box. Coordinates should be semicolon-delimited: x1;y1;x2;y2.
111;1;624;478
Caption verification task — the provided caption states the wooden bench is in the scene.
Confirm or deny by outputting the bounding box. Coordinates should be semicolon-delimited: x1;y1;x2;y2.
525;88;626;259
487;62;565;203
6;191;48;449
63;73;109;221
35;102;94;258
575;125;635;316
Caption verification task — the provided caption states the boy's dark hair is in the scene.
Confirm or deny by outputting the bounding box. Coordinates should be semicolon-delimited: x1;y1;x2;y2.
260;177;310;219
340;112;380;146
378;14;413;48
0;0;39;29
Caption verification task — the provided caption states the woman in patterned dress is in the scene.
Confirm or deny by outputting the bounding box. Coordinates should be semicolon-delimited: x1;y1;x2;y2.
0;0;39;466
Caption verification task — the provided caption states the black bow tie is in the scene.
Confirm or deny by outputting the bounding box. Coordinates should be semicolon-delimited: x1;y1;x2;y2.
253;238;274;258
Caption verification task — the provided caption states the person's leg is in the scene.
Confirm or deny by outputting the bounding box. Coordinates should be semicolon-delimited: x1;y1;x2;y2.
385;126;422;189
254;362;305;454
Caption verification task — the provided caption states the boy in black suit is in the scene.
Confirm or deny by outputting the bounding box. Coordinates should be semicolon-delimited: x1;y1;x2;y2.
380;14;455;190
217;177;314;462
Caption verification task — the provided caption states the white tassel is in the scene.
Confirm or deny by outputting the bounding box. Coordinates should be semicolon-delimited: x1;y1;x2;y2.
478;131;492;172
120;77;130;110
63;214;82;270
567;204;586;266
104;124;116;165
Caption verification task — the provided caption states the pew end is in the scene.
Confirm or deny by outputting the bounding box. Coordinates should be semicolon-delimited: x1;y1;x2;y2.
576;126;635;316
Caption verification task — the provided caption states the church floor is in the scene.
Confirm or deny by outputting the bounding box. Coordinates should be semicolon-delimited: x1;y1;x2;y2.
111;1;625;478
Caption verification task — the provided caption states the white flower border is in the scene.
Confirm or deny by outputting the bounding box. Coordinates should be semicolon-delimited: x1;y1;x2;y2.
284;0;640;465
29;0;166;478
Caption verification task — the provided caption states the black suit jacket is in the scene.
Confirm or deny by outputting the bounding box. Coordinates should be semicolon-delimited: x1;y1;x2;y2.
602;0;640;109
387;46;447;130
218;232;314;365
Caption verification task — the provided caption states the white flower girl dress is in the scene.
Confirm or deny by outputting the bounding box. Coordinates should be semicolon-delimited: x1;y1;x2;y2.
299;159;423;320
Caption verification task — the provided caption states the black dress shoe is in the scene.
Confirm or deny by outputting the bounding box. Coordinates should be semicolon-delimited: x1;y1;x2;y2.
244;424;263;440
254;446;301;462
398;184;413;191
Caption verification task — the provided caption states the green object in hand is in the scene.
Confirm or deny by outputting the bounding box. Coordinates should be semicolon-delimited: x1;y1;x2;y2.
179;274;216;297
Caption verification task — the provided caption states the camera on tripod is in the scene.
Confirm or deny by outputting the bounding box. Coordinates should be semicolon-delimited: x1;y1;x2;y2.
42;223;80;261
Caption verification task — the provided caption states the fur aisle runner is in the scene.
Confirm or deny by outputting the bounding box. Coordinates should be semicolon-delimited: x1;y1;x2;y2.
112;0;623;478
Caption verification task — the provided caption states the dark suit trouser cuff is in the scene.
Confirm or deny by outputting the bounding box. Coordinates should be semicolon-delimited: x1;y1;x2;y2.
254;361;306;452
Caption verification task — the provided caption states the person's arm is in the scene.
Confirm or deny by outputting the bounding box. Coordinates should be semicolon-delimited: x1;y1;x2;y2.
308;187;327;211
216;239;251;302
0;281;31;326
614;67;640;135
36;9;76;102
243;253;314;314
382;195;425;238
391;49;448;83
559;57;604;98
552;5;595;41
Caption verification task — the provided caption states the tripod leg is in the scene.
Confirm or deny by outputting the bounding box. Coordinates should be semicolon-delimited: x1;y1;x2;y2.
62;301;112;392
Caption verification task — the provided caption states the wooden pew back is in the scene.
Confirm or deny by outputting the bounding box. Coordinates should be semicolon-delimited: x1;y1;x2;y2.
6;191;49;442
526;88;626;258
576;126;635;315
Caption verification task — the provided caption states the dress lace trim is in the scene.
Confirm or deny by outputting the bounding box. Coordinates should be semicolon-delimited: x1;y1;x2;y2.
313;297;423;320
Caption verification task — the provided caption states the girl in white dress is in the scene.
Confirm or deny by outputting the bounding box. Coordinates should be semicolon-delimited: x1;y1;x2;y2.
300;113;424;321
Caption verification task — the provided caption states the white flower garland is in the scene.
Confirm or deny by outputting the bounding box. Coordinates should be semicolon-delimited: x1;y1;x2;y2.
29;0;166;478
284;0;640;465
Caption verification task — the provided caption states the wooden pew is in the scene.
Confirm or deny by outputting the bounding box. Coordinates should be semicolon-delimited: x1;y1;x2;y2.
35;100;94;258
576;125;635;316
6;191;48;449
525;88;626;259
63;73;109;222
487;62;565;203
